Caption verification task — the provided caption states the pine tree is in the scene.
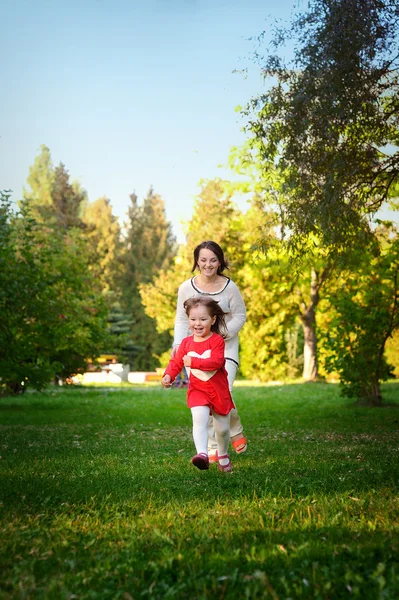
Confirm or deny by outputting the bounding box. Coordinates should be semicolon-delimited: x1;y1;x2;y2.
83;196;122;293
120;189;177;370
20;145;54;220
21;146;87;230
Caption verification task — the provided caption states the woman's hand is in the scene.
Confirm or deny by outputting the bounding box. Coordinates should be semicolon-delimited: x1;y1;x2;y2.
161;374;172;388
183;355;191;367
171;345;180;357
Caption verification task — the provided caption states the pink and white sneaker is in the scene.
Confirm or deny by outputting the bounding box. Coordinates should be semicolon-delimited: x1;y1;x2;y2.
217;454;232;472
191;453;209;470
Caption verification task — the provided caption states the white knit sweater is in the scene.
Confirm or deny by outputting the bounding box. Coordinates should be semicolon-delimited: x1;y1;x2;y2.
173;276;246;365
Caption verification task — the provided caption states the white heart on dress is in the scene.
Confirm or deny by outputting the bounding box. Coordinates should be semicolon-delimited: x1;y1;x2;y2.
186;349;217;381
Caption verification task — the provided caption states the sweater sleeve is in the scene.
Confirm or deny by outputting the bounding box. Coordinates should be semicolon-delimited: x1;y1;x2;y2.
163;340;187;382
173;280;192;347
189;335;226;371
225;281;246;340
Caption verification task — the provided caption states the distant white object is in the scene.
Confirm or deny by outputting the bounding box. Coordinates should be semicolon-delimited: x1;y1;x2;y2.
103;363;130;382
128;371;163;383
82;372;108;384
81;363;130;384
108;363;124;373
128;372;147;384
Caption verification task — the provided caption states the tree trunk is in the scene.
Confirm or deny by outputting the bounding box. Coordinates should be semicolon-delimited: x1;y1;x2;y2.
302;312;318;380
358;379;382;406
300;266;327;381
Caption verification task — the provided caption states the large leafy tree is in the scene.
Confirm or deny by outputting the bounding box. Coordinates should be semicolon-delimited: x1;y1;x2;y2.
228;142;332;381
1;147;111;392
246;0;399;253
323;224;399;404
236;201;301;381
235;195;331;382
120;189;177;370
0;192;108;394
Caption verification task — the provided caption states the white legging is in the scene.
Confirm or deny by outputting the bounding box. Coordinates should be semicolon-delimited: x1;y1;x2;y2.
191;406;230;457
208;360;243;451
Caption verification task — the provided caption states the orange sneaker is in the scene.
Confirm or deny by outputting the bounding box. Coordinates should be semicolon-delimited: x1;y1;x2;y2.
232;436;247;454
208;452;218;464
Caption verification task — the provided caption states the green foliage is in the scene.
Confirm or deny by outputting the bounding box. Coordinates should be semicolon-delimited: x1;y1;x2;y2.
0;384;398;598
0;192;108;394
385;328;399;378
246;0;399;253
0;192;54;392
140;262;186;333
21;146;87;230
323;228;399;403
82;196;123;293
21;144;54;213
237;250;301;381
185;178;246;271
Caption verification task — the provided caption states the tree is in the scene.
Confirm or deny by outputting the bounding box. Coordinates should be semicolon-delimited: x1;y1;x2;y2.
323;224;399;404
21;146;87;230
21;144;54;218
228;143;332;381
234;196;328;382
246;0;399;253
50;163;86;230
385;328;399;378
120;189;177;370
298;264;330;381
83;196;123;293
0;192;108;394
185;178;246;271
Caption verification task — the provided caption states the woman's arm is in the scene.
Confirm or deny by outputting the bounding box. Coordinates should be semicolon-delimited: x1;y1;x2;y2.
225;281;246;339
173;281;192;350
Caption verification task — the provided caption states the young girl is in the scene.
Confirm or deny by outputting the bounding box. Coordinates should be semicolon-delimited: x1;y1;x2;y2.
162;296;234;472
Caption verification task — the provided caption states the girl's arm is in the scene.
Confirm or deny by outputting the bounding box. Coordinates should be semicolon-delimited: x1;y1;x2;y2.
163;341;187;382
188;336;226;371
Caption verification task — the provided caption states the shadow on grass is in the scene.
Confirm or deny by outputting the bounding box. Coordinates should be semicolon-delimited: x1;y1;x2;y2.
0;515;397;599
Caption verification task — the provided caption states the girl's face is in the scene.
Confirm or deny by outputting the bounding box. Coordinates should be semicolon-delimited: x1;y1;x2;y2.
188;304;216;340
197;248;220;277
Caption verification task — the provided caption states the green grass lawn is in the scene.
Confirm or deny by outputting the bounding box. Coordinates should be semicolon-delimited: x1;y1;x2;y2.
0;382;398;599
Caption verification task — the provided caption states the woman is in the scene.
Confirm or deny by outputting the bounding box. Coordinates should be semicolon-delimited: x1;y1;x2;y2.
172;240;247;460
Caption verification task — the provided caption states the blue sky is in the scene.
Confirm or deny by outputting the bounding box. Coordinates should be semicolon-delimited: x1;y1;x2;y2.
0;0;300;241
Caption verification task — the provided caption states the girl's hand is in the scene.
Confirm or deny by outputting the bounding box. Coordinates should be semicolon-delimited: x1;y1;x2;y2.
162;375;172;388
183;355;191;367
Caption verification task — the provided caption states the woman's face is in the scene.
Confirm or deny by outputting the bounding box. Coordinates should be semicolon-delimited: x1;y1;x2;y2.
197;248;220;277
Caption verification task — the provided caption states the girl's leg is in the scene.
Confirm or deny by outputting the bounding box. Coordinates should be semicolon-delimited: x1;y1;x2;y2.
212;411;231;467
191;406;210;455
